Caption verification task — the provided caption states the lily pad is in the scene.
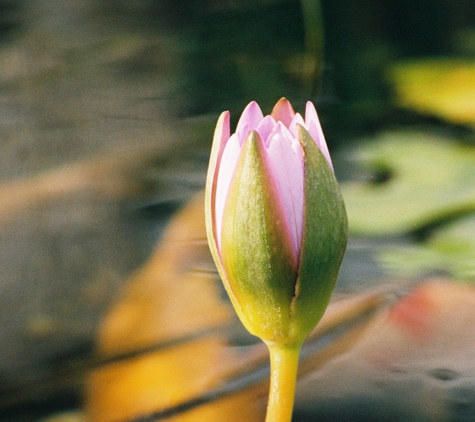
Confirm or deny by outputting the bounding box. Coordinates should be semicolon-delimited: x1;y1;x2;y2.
341;131;475;236
388;59;475;125
379;213;475;282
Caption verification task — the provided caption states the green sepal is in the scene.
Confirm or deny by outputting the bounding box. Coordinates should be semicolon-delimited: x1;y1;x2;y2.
288;125;349;342
220;131;298;342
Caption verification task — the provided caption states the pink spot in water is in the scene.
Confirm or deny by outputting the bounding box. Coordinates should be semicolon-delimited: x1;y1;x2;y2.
388;286;436;341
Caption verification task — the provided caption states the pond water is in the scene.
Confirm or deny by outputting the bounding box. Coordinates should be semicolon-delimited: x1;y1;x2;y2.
1;1;475;421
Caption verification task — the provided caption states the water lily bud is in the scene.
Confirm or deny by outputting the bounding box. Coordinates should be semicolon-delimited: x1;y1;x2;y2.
205;98;348;347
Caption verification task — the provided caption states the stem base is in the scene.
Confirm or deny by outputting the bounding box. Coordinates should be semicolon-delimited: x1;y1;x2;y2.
265;344;301;422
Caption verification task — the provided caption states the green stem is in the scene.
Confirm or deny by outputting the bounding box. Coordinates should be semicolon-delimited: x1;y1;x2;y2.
264;343;302;422
299;0;325;95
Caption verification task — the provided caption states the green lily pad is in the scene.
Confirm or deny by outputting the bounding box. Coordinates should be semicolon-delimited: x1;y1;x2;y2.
341;131;475;236
379;213;475;282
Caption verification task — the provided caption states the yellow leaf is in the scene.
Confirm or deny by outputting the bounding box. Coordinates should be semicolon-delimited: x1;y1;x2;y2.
389;59;475;125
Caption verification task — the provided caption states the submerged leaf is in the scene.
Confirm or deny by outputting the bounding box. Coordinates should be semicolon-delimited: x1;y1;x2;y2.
295;280;475;420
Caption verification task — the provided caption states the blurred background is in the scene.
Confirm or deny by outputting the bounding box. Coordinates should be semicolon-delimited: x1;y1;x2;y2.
1;0;475;421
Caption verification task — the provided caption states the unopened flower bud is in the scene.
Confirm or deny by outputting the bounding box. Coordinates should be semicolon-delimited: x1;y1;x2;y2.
205;98;348;347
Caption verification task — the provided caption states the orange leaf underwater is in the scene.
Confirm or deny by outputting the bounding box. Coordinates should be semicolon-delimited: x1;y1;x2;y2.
84;192;385;422
85;192;266;422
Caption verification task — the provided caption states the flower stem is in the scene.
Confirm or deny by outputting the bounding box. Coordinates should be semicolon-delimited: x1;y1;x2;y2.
264;343;301;422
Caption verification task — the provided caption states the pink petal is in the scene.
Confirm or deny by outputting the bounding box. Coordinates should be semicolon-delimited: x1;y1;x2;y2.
215;133;241;249
267;133;304;259
208;111;230;252
291;138;304;164
236;101;264;143
271;98;295;128
256;115;277;146
269;121;295;145
211;111;231;171
288;112;305;139
305;101;333;170
214;111;231;149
